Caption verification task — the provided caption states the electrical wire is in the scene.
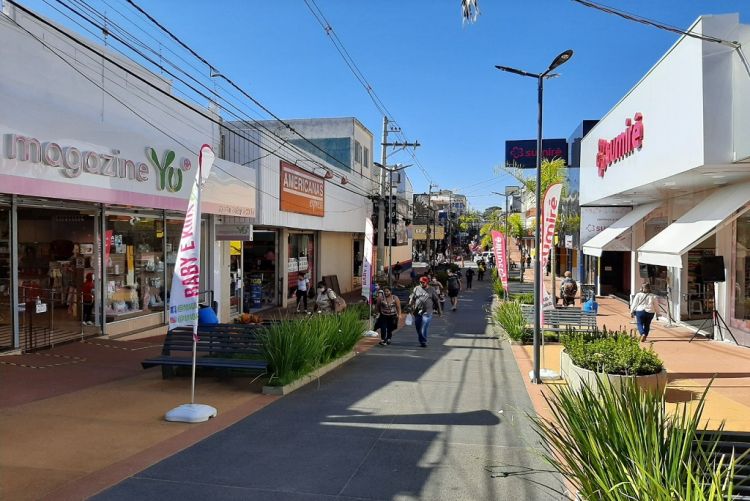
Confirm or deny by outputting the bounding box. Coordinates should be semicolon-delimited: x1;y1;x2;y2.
52;0;374;200
571;0;741;49
303;0;434;186
122;0;369;183
0;5;367;215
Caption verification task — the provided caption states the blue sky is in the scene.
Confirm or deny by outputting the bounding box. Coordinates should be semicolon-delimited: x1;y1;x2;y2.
23;0;750;210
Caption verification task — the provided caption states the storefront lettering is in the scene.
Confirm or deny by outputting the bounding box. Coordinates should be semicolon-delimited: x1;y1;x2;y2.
5;134;149;182
282;170;324;198
147;147;185;192
3;134;192;192
596;113;644;177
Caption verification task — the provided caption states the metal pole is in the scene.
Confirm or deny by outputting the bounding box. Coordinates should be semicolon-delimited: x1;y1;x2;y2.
377;116;388;277
387;170;393;286
532;75;544;384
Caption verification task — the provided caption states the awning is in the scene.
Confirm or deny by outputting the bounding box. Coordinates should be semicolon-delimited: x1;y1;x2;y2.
582;202;661;257
638;181;750;268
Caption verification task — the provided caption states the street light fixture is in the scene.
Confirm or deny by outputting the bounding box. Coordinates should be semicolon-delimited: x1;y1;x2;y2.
491;186;521;283
373;162;412;286
494;49;573;385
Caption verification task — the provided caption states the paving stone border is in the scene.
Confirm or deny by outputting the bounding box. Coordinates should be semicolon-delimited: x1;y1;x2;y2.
262;350;357;396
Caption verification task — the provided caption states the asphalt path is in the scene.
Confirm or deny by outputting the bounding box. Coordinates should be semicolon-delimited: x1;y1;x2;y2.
96;279;564;500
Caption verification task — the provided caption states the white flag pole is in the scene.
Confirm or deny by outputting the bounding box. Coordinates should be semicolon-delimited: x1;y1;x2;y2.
166;144;217;423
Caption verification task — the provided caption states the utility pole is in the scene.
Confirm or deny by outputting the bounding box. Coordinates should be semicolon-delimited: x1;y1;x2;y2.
376;116;419;279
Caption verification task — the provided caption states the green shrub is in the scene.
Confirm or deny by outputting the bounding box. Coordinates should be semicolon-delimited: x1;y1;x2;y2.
492;277;505;297
530;379;744;500
562;329;663;376
259;310;364;386
511;292;534;304
493;301;527;342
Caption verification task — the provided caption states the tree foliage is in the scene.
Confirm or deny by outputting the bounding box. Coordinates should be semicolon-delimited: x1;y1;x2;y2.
458;209;482;232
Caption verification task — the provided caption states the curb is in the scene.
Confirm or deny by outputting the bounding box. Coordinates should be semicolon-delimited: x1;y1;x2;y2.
262;351;357;396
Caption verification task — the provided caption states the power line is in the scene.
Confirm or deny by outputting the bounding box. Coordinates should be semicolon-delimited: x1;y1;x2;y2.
571;0;741;49
2;1;372;207
122;0;368;182
303;0;434;186
53;0;373;200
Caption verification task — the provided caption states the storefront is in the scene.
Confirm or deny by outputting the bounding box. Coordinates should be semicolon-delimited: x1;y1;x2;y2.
580;14;750;346
0;7;257;351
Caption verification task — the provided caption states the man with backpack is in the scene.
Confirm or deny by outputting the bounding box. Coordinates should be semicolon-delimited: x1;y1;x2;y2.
446;269;462;311
560;271;578;307
409;276;442;347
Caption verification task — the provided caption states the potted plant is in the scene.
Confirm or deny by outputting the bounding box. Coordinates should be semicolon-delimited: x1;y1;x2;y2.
560;329;667;394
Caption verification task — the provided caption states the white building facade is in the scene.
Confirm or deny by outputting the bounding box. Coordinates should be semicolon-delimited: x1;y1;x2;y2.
580;14;750;346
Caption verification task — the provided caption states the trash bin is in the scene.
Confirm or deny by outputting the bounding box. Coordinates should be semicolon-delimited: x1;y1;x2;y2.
198;304;219;325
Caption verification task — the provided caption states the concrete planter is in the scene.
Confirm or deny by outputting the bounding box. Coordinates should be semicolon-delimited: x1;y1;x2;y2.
560;350;667;394
262;351;357;396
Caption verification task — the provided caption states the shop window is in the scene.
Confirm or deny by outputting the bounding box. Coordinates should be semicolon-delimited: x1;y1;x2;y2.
243;231;278;310
105;214;164;322
734;213;750;321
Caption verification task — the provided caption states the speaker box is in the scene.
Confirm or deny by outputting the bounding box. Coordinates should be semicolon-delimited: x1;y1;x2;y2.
699;256;725;282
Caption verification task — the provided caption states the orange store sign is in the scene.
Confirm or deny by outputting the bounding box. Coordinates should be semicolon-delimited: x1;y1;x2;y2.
279;161;325;217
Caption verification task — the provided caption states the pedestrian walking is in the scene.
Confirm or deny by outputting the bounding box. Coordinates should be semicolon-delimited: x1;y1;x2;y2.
313;281;335;313
409;276;442;347
409;267;417;285
526;255;531;269
393;261;403;282
630;283;660;342
375;286;401;346
477;260;486;281
446;269;462;311
295;271;310;312
465;267;474;289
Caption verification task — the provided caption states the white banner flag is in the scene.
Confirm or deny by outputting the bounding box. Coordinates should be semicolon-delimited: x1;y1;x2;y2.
169;145;215;335
362;218;374;301
540;183;563;312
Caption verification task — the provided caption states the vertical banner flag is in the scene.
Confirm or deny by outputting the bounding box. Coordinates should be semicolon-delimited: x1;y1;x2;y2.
490;231;508;293
362;218;374;301
169;145;215;335
540;183;563;312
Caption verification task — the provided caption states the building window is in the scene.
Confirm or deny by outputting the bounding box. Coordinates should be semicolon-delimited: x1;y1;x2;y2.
355;141;362;164
363;147;369;168
734;212;750;321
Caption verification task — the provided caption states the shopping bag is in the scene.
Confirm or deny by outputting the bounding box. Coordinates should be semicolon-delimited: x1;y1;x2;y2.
405;313;414;326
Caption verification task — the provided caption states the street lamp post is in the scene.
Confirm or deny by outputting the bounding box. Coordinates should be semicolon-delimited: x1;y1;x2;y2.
495;49;573;384
492;187;520;281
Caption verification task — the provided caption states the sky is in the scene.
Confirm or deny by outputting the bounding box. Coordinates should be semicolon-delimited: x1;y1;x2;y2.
21;0;750;211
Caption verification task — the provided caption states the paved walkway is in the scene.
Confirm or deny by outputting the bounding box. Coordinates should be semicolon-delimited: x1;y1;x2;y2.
94;279;564;500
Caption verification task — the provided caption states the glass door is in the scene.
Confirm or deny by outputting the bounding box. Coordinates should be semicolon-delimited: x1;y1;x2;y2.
0;206;12;351
17;207;99;351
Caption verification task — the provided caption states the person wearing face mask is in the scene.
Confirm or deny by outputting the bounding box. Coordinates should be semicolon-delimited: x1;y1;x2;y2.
376;286;402;346
313;281;336;313
409;276;442;347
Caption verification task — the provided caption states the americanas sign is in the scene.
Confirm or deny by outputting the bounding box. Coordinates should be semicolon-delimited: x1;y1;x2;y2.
279;161;325;217
596;113;644;177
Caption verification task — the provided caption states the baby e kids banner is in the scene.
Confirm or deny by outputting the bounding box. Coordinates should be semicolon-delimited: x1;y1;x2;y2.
490;231;508;293
169;145;215;337
540;183;563;312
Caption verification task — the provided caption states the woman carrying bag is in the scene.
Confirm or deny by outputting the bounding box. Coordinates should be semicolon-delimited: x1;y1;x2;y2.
375;286;401;346
630;283;660;342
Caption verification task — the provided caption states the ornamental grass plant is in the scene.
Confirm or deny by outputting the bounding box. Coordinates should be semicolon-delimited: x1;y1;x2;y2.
493;300;527;342
258;309;364;386
530;379;744;500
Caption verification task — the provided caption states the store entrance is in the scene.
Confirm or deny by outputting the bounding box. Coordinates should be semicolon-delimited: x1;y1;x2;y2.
17;207;100;351
243;231;278;311
600;251;631;300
